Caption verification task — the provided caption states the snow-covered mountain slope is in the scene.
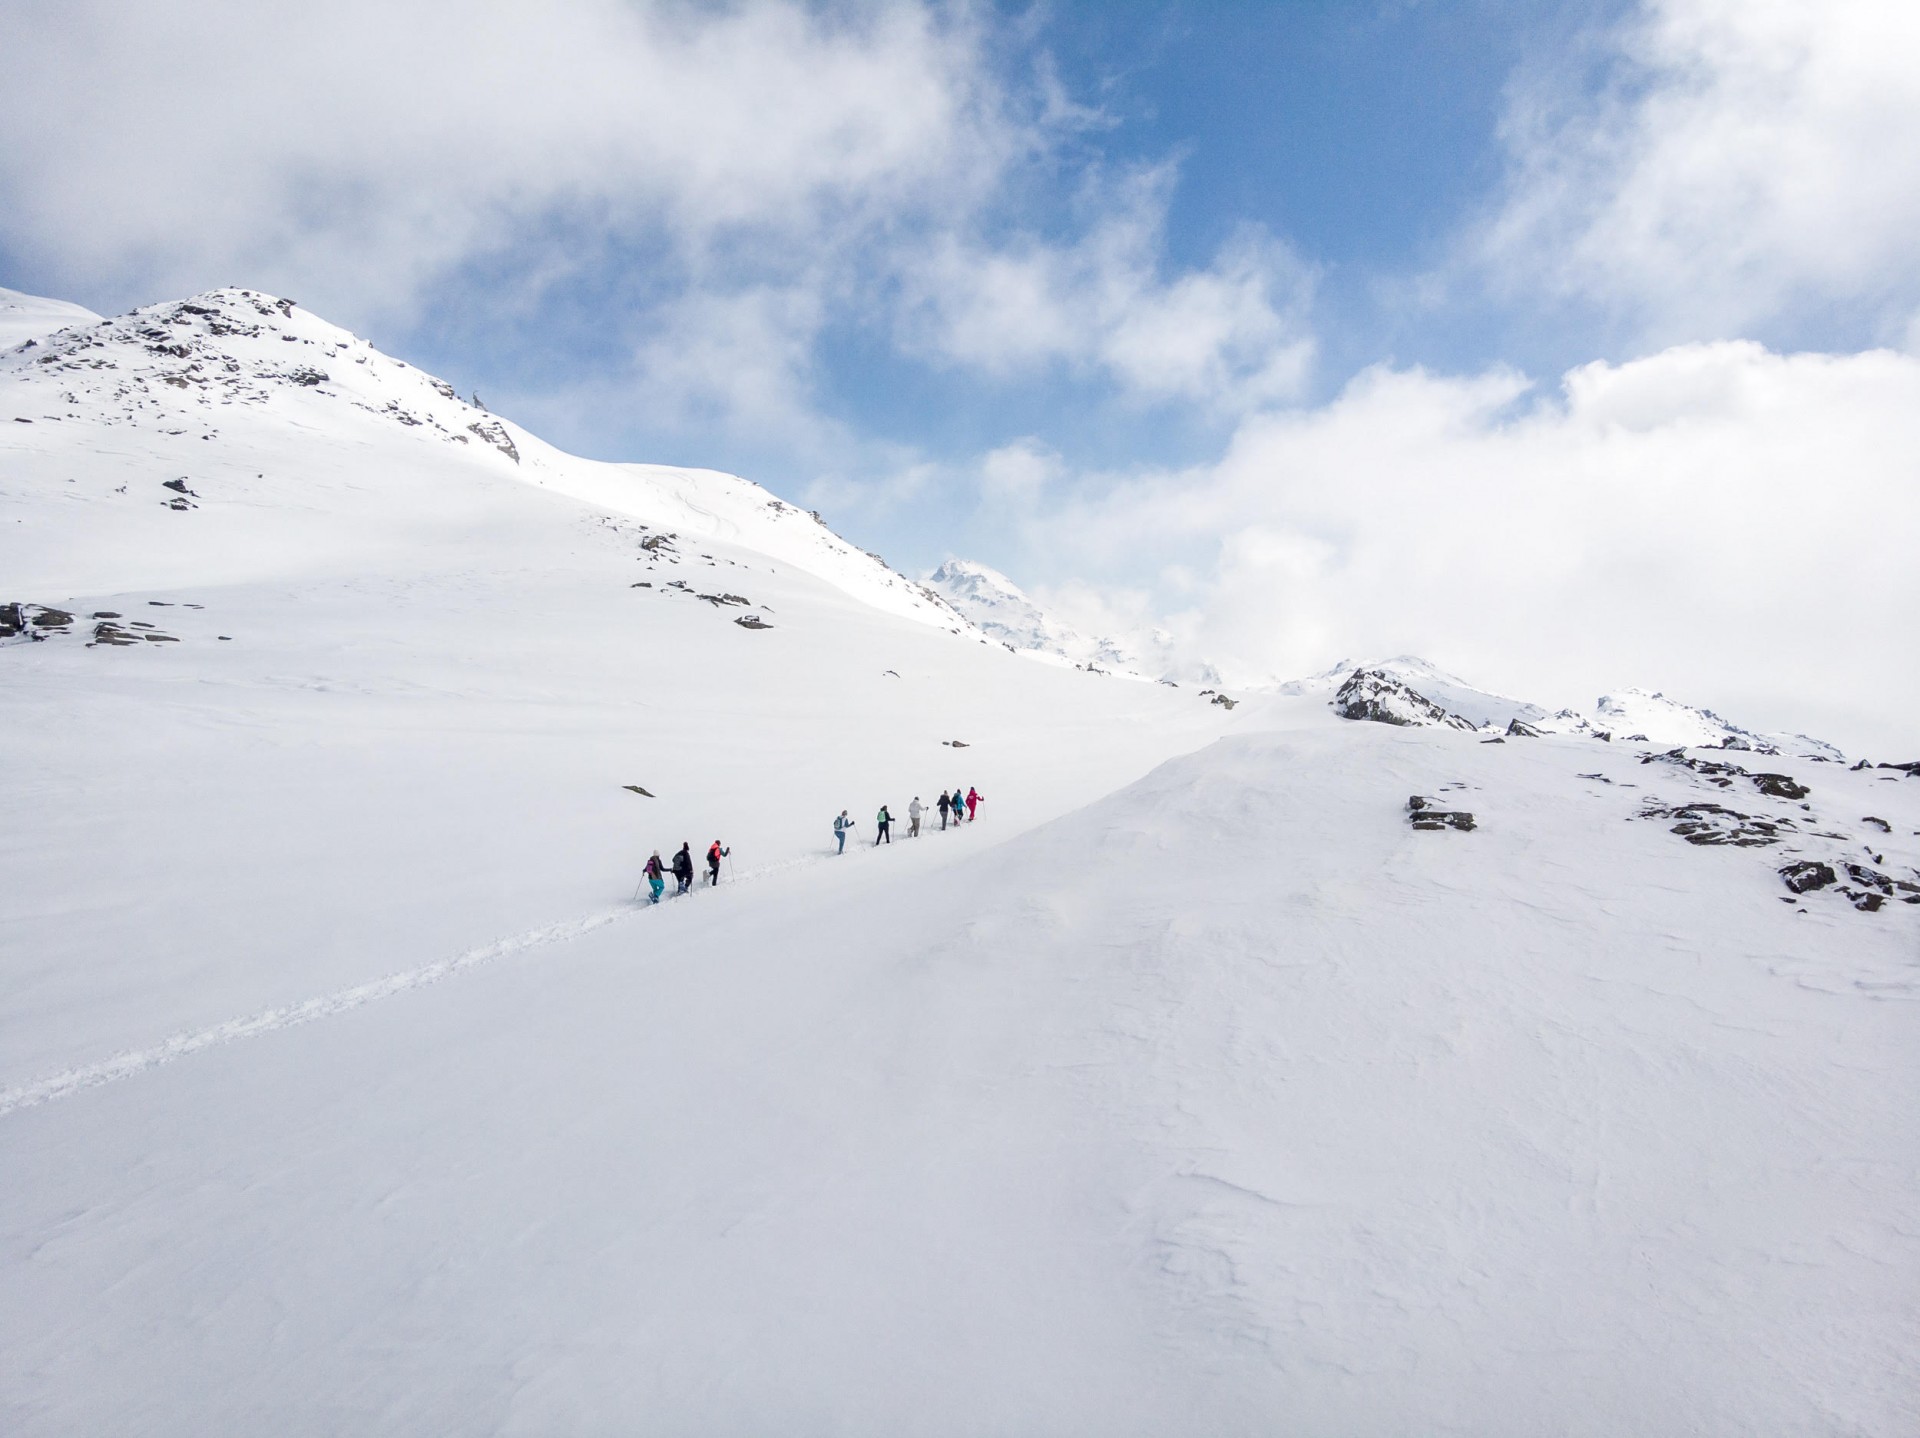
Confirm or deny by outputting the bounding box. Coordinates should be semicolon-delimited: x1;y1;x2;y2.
3;284;1916;1433
0;285;1234;1086
0;284;99;350
1277;654;1847;755
1;287;967;629
1595;687;1845;759
925;557;1151;674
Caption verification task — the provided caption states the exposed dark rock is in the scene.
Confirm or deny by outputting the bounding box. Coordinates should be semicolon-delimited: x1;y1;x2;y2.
1752;773;1810;800
141;633;179;642
1875;761;1920;777
466;419;519;463
1211;693;1237;710
429;378;456;400
0;602;23;637
1862;816;1892;832
622;785;654;797
698;592;751;607
1407;795;1475;831
1506;718;1542;737
1480;736;1505;744
1641;748;1748;787
734;615;772;630
91;611;121;618
1845;864;1894;896
31;608;72;629
1333;669;1476;730
162;477;198;495
1851;759;1872;771
285;368;327;387
1639;800;1794;847
1779;860;1836;894
944;740;970;748
90;620;139;646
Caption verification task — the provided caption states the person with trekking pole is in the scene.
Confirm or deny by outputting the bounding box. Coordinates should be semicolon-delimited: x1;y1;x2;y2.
638;850;665;904
875;804;892;845
706;839;730;886
966;786;981;821
937;791;951;831
671;842;694;895
833;809;855;854
908;796;924;837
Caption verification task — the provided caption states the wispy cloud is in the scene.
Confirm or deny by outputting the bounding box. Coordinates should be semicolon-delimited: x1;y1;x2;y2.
898;168;1316;411
1476;0;1920;345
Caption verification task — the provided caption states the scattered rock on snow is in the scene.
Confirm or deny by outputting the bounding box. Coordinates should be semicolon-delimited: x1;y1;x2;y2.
1506;718;1542;737
733;615;772;630
1638;800;1795;847
1862;816;1892;832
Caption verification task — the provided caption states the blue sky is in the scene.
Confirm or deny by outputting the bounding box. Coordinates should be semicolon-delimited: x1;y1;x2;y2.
3;0;1918;746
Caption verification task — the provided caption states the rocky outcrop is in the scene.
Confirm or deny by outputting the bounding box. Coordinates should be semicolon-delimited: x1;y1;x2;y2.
1334;670;1476;730
1638;799;1796;847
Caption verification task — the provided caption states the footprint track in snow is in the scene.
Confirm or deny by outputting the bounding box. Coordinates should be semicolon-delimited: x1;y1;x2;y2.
0;849;832;1118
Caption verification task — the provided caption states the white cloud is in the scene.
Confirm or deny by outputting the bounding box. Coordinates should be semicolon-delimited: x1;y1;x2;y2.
899;170;1315;410
0;0;1009;325
1017;340;1920;753
1480;0;1920;342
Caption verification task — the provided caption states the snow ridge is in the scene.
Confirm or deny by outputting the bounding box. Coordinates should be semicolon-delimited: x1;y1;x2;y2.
2;286;974;631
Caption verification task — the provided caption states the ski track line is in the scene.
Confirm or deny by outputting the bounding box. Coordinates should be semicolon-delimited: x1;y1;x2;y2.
0;841;945;1120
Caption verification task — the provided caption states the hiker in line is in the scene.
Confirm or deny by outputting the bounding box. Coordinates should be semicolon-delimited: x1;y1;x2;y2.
937;791;951;830
643;850;665;904
966;786;981;821
875;804;892;844
833;809;855;854
672;842;694;894
706;839;729;886
908;796;924;837
951;783;964;824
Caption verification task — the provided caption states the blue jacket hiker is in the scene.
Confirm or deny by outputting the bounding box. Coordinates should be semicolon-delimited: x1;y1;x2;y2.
833;810;854;854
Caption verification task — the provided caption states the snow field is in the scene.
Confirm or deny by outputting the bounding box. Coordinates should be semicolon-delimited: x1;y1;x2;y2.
4;719;1913;1434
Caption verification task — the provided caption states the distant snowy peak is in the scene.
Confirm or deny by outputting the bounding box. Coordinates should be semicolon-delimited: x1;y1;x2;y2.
0;286;100;351
1594;689;1844;761
925;559;1142;674
1332;668;1478;731
0;286;970;632
1307;657;1846;759
1287;655;1546;730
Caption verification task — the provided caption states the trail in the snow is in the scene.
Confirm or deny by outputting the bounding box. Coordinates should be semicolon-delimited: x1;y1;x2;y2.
0;846;849;1118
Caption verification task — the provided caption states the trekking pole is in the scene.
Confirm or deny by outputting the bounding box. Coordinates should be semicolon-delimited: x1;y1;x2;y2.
631;871;646;902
